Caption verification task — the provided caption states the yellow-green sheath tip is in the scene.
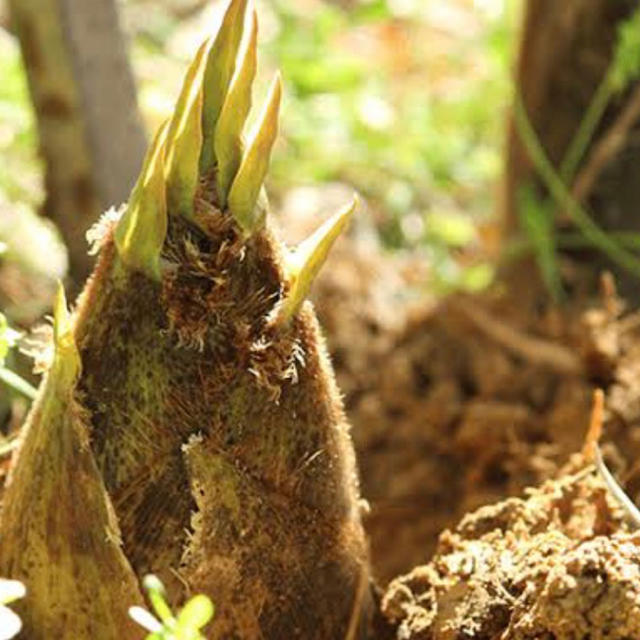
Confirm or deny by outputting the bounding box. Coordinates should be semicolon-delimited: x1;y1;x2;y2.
52;281;81;385
228;72;282;234
115;121;170;280
200;0;250;173
276;195;358;325
215;10;259;208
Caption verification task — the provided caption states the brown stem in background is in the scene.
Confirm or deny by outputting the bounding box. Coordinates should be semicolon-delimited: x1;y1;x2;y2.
452;299;582;374
7;0;146;285
500;0;640;302
502;0;635;241
57;0;147;209
572;82;640;204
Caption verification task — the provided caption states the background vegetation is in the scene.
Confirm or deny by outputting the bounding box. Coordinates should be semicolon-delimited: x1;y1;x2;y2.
0;0;518;302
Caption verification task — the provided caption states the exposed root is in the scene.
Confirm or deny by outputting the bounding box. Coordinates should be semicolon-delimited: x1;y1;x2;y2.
582;388;605;462
452;298;582;374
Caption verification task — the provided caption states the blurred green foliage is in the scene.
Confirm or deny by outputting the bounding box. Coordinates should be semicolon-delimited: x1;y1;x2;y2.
0;0;518;293
263;0;514;245
515;6;640;300
0;30;40;206
611;7;640;92
0;312;36;399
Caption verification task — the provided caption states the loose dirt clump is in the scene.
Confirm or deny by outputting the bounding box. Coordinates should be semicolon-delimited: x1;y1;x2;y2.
381;464;640;639
306;238;640;585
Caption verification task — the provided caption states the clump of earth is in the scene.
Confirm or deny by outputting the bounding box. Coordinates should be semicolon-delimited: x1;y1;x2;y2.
381;462;640;639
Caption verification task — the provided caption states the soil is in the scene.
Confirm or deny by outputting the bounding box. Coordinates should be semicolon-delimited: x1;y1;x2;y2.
305;233;640;587
380;462;640;639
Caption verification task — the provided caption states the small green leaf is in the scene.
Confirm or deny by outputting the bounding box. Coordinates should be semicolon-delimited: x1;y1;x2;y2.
142;575;174;627
200;0;250;172
611;8;640;91
228;73;282;233
175;594;215;633
215;11;258;207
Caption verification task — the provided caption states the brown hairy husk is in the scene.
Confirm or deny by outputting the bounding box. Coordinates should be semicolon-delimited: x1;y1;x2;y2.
67;174;372;637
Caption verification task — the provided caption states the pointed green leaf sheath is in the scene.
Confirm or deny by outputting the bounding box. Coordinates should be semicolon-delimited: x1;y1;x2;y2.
0;283;144;638
165;40;209;220
228;73;282;233
52;281;81;387
215;10;258;208
53;281;72;346
200;0;249;173
276;197;357;325
115;121;169;280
